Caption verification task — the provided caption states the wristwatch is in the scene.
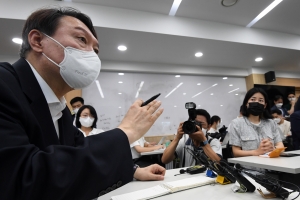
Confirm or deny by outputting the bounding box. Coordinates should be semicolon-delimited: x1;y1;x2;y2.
200;140;208;147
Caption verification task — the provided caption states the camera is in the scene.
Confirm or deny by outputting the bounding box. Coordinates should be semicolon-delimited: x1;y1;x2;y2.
182;102;202;134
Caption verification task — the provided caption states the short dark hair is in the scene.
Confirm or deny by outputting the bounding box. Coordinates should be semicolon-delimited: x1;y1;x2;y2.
20;7;97;58
241;88;272;119
210;115;221;124
274;95;283;102
271;109;282;115
70;97;84;106
196;109;211;125
75;105;98;128
287;91;295;96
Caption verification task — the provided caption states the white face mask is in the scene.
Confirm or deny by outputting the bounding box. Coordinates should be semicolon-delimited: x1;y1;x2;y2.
274;118;281;124
217;123;221;129
275;103;283;108
73;108;79;115
202;128;207;133
42;33;101;89
79;116;95;128
289;98;296;102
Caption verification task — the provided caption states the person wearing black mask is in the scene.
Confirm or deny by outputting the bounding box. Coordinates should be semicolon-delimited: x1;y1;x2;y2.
229;88;284;157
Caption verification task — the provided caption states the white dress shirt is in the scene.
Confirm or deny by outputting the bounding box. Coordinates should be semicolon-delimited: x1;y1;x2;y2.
79;128;104;137
27;60;66;138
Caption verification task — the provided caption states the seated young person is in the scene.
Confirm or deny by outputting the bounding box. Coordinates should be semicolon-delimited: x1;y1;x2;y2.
161;109;222;167
229;88;284;157
75;105;104;137
131;137;164;167
208;115;221;134
271;109;291;140
283;92;297;115
271;95;288;117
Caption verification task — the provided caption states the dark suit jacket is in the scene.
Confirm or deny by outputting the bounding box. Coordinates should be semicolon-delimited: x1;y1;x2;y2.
0;58;133;200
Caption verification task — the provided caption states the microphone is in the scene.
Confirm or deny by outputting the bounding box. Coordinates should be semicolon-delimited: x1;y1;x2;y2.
219;161;256;192
235;164;290;199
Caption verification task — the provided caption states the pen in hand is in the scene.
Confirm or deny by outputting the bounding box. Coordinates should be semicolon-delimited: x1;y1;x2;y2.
141;93;161;107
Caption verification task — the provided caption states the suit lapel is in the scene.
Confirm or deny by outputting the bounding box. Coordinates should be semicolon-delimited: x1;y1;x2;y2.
12;58;60;145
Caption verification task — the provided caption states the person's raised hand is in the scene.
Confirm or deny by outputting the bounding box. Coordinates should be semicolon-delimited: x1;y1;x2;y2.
174;122;184;141
189;125;206;145
118;99;163;144
134;164;166;181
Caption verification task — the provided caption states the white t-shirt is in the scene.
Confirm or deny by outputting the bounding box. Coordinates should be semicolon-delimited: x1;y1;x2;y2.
79;128;104;137
130;137;146;159
175;134;222;167
207;128;217;134
278;120;291;139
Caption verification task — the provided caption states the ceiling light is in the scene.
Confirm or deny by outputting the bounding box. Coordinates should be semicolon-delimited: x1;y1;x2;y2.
118;93;122;95
118;81;123;83
212;83;218;87
12;38;22;44
223;77;228;80
165;82;183;98
198;105;201;107
183;93;186;95
195;52;203;57
228;88;239;93
95;80;104;98
118;73;124;75
220;105;223;107
229;84;233;86
118;45;127;51
221;0;239;7
119;106;121;108
174;105;177;107
169;0;182;16
210;93;214;95
135;81;144;98
235;94;239;95
197;83;201;85
255;57;263;62
175;75;180;78
192;83;218;98
246;0;282;28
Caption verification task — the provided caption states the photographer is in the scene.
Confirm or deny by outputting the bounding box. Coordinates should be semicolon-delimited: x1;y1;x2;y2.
161;109;222;167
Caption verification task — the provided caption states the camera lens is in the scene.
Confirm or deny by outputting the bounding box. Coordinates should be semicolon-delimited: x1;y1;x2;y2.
182;121;196;134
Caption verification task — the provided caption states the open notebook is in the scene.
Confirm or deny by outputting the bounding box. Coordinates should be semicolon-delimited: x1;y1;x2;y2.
111;176;215;200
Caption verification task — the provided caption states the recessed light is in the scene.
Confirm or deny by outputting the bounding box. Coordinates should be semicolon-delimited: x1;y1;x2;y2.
174;105;177;107
220;105;223;107
235;94;239;95
118;93;122;95
118;81;123;84
119;106;121;108
183;93;186;95
175;75;180;78
118;73;124;75
212;84;218;87
223;77;228;80
210;93;214;95
12;38;22;44
229;84;233;86
118;45;127;51
255;57;263;62
198;105;201;107
197;83;201;85
195;52;203;57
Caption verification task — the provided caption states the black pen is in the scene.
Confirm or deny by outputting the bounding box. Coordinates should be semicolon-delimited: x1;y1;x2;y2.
141;93;161;107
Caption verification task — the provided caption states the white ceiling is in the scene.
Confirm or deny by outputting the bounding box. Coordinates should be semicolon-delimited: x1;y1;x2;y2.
0;0;300;78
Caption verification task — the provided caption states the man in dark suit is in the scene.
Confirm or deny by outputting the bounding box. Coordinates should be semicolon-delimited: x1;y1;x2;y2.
0;7;165;200
70;96;84;124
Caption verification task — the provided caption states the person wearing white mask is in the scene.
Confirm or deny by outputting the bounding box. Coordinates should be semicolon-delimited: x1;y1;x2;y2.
161;109;222;168
0;7;165;200
283;92;297;115
75;105;103;137
271;109;291;140
70;96;84;125
271;95;288;117
208;115;221;134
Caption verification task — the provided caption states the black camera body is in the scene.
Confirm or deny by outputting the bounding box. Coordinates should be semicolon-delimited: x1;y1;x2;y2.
182;102;202;134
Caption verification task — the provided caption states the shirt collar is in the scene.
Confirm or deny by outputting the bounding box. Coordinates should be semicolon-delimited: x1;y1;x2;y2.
26;60;66;106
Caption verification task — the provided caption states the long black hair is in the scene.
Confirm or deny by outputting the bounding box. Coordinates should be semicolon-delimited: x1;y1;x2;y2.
241;88;272;119
75;105;98;128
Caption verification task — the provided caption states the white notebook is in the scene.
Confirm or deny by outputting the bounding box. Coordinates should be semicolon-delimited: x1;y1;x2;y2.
111;176;215;200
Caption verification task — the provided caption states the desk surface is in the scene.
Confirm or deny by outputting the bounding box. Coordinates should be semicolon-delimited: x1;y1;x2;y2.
97;168;299;200
228;150;300;174
140;148;165;156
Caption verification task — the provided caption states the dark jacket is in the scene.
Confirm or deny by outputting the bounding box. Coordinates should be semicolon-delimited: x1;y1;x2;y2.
0;58;133;200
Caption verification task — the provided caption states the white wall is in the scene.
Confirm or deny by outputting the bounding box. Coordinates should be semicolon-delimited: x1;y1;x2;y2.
83;72;247;136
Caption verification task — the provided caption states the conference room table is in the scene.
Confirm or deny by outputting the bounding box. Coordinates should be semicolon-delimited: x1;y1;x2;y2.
97;167;299;200
140;148;165;156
